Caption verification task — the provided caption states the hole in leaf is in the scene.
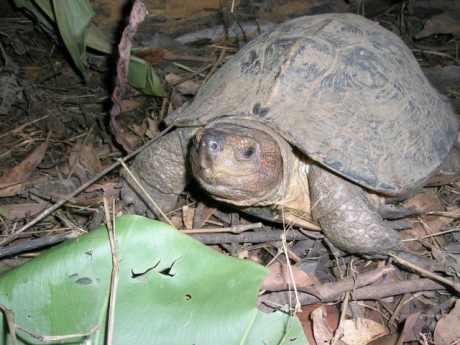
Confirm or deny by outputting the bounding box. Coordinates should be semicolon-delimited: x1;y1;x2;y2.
131;260;160;278
76;277;92;285
185;294;192;301
158;262;176;277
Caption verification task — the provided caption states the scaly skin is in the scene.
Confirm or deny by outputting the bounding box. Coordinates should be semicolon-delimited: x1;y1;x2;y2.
308;165;402;256
121;127;196;216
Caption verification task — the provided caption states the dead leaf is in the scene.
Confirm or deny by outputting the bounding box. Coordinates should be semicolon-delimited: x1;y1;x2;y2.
0;141;48;197
396;312;433;344
86;182;120;198
402;191;453;250
415;12;460;39
165;73;201;95
135;48;212;66
68;141;104;183
145;118;160;138
182;205;194;230
311;305;345;345
340;318;387;345
434;299;460;345
262;261;319;291
297;304;339;345
192;203;216;228
0;203;48;220
130;121;148;138
404;191;443;212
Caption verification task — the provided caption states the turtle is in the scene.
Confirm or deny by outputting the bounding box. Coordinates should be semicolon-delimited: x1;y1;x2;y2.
122;13;460;257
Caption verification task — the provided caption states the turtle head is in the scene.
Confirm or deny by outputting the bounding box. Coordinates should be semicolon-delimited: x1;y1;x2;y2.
190;121;284;206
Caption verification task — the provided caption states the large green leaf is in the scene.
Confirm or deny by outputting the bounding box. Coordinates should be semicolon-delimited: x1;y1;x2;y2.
0;215;307;344
52;0;94;80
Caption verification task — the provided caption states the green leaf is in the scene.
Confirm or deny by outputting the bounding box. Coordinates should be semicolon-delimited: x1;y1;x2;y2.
0;215;307;345
13;0;55;33
51;0;95;80
128;56;167;96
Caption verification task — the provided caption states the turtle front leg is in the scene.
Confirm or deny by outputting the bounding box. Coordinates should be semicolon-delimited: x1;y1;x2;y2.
121;127;196;217
308;165;402;257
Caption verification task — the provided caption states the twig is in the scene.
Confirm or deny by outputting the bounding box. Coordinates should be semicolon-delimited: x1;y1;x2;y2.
402;227;460;242
342;279;445;301
281;231;301;312
0;115;49;140
0;304;17;345
202;48;226;85
103;197;120;345
389;252;460;293
412;48;460;64
170;63;213;87
15;324;100;343
181;222;262;234
0;125;174;251
118;159;173;226
0;231;81;259
290;266;394;299
331;291;350;345
172;62;207;77
282;278;446;306
190;228;310;244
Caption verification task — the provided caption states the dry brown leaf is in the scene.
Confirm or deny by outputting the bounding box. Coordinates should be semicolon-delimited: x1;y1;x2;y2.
262;261;319;291
402;191;453;250
145;118;160;138
86;182;120;198
297;304;339;345
0;202;48;220
119;98;144;113
0;141;48;197
311;305;346;345
434;299;460;345
68;142;104;182
415;12;460;39
340;318;387;345
404;190;443;212
192;203;216;228
182;205;194;230
396;312;429;344
165;73;201;95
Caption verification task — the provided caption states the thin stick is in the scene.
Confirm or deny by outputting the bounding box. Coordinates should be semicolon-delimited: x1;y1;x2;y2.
16;324;99;343
172;62;207;77
281;232;301;313
0;304;17;345
104;197;120;345
389;252;460;293
331;291;350;345
412;48;460;64
118;160;173;226
170;63;213;87
402;227;460;242
202;48;226;85
0;115;49;140
0;125;174;250
181;222;262;234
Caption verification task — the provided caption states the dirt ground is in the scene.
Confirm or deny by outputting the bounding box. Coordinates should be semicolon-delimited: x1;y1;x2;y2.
1;0;460;344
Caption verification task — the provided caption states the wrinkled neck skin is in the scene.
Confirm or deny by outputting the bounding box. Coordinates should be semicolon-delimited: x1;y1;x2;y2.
206;118;319;229
274;149;319;230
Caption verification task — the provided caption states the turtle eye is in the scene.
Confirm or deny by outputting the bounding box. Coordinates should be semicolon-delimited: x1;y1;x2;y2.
242;146;255;159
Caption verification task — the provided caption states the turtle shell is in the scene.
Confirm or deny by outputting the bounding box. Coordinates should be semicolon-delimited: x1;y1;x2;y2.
169;13;458;195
